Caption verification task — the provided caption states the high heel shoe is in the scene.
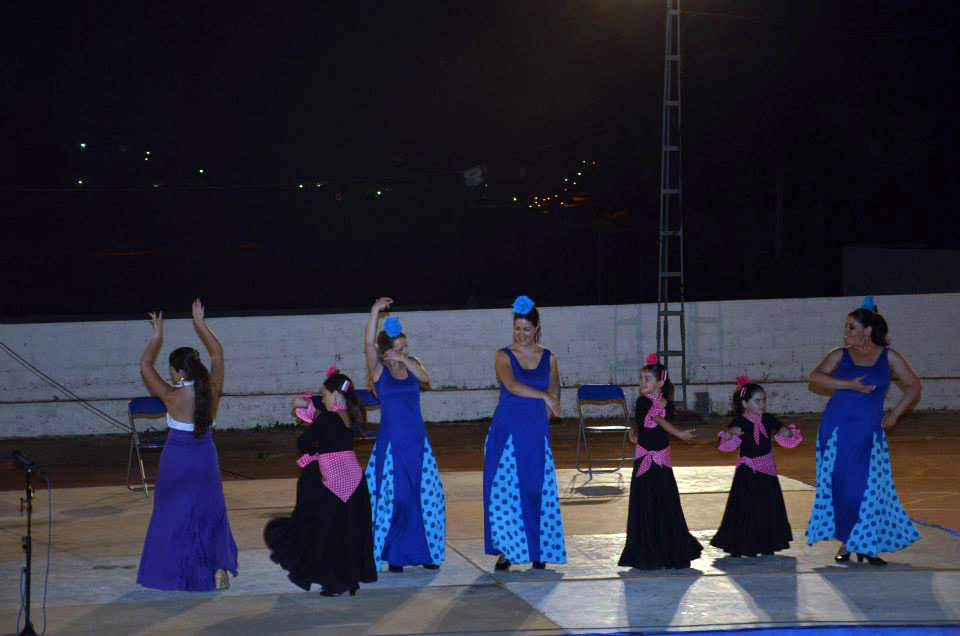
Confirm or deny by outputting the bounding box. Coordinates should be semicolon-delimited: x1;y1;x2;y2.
531;561;546;570
422;564;439;570
856;553;886;566
834;550;851;563
494;556;511;571
388;564;404;573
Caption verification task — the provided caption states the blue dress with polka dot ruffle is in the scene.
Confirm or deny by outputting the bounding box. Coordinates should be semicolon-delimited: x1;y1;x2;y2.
483;348;567;565
805;348;920;555
365;367;446;570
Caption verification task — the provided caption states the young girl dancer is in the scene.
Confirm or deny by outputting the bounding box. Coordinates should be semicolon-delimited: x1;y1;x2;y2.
618;354;702;569
263;369;378;596
137;300;238;591
711;376;803;557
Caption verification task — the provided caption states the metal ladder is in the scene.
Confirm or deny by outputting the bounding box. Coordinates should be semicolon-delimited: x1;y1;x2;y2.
656;0;688;409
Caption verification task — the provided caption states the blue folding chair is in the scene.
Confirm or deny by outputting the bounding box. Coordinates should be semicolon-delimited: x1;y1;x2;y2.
354;389;380;440
575;384;631;479
126;397;167;495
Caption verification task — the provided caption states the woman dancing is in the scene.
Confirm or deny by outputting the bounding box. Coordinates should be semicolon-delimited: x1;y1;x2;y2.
805;296;922;564
136;299;238;591
483;295;566;571
264;370;378;595
363;297;445;572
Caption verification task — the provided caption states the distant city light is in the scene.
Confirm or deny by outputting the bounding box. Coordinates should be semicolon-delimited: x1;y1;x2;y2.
79;143;86;150
198;169;204;174
77;179;84;185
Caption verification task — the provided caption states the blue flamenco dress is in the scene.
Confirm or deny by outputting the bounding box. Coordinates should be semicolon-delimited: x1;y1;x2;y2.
483;348;567;565
364;367;445;569
805;348;920;555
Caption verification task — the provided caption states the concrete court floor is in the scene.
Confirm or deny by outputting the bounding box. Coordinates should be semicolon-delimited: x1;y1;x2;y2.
0;411;958;635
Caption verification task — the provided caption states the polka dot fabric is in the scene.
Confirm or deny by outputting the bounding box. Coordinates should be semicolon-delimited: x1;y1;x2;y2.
806;428;839;544
365;441;396;571
844;431;920;555
419;438;446;565
488;435;531;563
537;442;567;564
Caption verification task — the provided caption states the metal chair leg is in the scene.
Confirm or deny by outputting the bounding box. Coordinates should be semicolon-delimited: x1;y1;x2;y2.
126;430;149;496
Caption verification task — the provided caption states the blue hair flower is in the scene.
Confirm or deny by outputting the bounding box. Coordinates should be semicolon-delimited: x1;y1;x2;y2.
383;316;403;338
513;295;535;315
859;295;877;312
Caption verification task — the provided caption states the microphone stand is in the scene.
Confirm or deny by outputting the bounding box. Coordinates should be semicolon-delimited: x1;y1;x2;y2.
18;463;39;636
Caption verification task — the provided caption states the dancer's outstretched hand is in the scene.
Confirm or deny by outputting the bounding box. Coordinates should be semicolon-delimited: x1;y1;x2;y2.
372;297;393;313
147;311;164;339
676;428;696;441
192;298;206;322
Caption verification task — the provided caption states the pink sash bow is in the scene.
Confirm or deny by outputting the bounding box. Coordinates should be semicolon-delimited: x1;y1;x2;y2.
296;450;362;502
736;451;777;477
633;444;672;477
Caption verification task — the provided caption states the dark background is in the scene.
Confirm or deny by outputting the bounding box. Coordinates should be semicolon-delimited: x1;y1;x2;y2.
3;1;956;320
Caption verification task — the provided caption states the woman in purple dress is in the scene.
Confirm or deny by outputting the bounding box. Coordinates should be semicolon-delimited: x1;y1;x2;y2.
136;299;238;591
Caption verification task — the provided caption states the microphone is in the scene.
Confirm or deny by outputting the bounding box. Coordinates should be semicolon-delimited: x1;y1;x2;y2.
12;450;35;468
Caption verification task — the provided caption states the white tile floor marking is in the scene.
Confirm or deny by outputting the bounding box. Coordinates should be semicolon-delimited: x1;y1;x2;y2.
506;571;960;632
0;546;494;609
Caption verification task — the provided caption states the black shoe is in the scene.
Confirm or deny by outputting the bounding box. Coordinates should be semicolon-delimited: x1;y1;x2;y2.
856;553;887;566
422;564;439;570
349;587;358;596
532;561;546;570
494;556;511;571
388;564;404;573
835;551;851;563
320;589;340;597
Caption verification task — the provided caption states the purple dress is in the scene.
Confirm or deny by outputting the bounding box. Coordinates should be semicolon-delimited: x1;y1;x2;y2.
137;416;238;591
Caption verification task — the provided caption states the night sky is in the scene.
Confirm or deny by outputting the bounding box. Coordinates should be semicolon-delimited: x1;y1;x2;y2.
3;1;956;320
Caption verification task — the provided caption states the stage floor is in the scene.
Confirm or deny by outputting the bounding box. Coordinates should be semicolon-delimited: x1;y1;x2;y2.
2;413;959;635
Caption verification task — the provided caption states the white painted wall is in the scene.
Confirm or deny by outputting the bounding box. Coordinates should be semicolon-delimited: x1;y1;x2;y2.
2;293;958;438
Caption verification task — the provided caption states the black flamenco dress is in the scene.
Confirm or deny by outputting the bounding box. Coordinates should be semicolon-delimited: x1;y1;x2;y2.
710;413;799;556
264;407;377;595
618;397;703;569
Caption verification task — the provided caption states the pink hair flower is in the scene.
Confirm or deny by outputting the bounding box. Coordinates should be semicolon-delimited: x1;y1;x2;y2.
326;365;338;378
735;374;751;388
645;353;659;365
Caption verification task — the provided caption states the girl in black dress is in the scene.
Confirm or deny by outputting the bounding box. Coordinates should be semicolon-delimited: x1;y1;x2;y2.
618;354;702;569
264;370;378;596
710;376;803;557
